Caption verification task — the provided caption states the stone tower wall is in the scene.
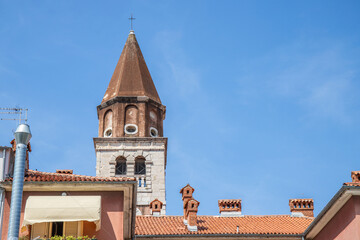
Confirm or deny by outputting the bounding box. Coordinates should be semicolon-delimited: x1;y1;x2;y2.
94;137;167;215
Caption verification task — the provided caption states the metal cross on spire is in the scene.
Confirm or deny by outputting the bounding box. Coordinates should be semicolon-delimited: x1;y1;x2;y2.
128;14;136;30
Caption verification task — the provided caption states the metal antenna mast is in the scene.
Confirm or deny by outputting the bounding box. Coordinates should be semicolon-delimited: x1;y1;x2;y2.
0;108;28;124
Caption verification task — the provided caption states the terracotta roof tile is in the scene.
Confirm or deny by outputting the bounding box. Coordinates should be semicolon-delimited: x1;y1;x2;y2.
4;169;135;183
135;215;313;236
344;182;360;186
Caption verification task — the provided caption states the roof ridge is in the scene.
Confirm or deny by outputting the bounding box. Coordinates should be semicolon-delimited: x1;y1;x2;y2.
136;215;314;219
3;169;136;183
27;169;127;179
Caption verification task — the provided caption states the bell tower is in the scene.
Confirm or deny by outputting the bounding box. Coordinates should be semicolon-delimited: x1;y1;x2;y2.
94;30;167;215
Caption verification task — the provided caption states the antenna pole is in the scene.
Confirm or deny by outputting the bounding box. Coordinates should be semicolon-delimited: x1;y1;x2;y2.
0;108;29;124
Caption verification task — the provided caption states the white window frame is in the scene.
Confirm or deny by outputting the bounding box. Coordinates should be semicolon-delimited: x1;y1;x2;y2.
124;124;138;134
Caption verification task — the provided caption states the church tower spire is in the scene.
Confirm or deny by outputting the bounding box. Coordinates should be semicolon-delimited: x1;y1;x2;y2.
102;30;161;104
94;30;167;215
97;30;166;139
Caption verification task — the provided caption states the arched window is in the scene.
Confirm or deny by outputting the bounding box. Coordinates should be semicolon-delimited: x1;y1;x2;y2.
103;110;113;137
115;157;127;175
135;157;146;175
149;110;159;137
124;105;139;135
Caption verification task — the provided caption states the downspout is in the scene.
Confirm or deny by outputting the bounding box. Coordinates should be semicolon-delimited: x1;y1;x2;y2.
0;148;6;239
7;124;31;240
0;188;5;240
0;149;5;180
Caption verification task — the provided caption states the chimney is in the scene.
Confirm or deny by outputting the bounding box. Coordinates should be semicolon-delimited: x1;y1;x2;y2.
218;199;242;216
150;198;163;216
351;171;360;182
10;139;31;171
180;184;195;219
56;169;73;174
289;199;314;217
185;198;200;232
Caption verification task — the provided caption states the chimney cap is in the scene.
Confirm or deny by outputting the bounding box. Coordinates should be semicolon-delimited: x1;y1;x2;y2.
180;184;195;194
289;198;314;217
56;169;73;174
351;171;360;182
218;199;242;215
218;199;242;204
150;198;163;209
14;124;32;145
185;198;200;209
289;198;314;204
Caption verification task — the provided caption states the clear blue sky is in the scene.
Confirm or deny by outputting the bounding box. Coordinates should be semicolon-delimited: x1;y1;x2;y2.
1;0;360;217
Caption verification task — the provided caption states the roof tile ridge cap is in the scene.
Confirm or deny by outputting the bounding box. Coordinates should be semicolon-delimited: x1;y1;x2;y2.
243;215;290;218
344;182;359;185
29;169;95;179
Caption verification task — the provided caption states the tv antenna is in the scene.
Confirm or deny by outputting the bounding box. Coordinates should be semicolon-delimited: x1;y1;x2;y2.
0;107;28;124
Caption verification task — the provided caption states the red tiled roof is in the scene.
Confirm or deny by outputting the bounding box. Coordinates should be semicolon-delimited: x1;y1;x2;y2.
4;169;135;182
344;182;360;186
135;215;313;236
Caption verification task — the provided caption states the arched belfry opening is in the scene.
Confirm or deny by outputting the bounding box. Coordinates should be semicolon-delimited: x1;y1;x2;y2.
103;110;113;137
124;105;139;136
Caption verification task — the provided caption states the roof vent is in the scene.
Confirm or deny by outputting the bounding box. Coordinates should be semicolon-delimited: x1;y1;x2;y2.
56;169;73;174
218;199;242;217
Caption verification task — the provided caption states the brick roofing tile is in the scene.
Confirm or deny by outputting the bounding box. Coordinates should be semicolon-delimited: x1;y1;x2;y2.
4;169;135;183
344;182;360;186
135;215;313;236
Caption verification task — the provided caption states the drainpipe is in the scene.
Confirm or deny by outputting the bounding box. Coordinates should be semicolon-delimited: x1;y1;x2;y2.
0;149;6;239
0;187;5;239
7;124;31;240
0;149;5;181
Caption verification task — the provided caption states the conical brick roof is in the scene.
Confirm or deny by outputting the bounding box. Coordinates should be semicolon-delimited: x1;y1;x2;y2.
102;31;161;103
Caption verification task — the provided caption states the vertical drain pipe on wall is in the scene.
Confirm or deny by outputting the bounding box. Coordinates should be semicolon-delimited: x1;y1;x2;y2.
0;187;5;240
7;124;31;240
0;149;5;239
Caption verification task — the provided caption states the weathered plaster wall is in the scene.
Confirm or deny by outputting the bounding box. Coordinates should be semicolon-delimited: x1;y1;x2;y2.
1;191;124;240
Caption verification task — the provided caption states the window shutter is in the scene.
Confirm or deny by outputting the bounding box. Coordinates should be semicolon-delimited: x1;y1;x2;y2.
64;221;78;237
31;222;48;239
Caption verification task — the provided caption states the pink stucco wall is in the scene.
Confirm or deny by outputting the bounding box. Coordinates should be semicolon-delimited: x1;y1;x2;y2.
1;191;124;240
313;196;360;240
